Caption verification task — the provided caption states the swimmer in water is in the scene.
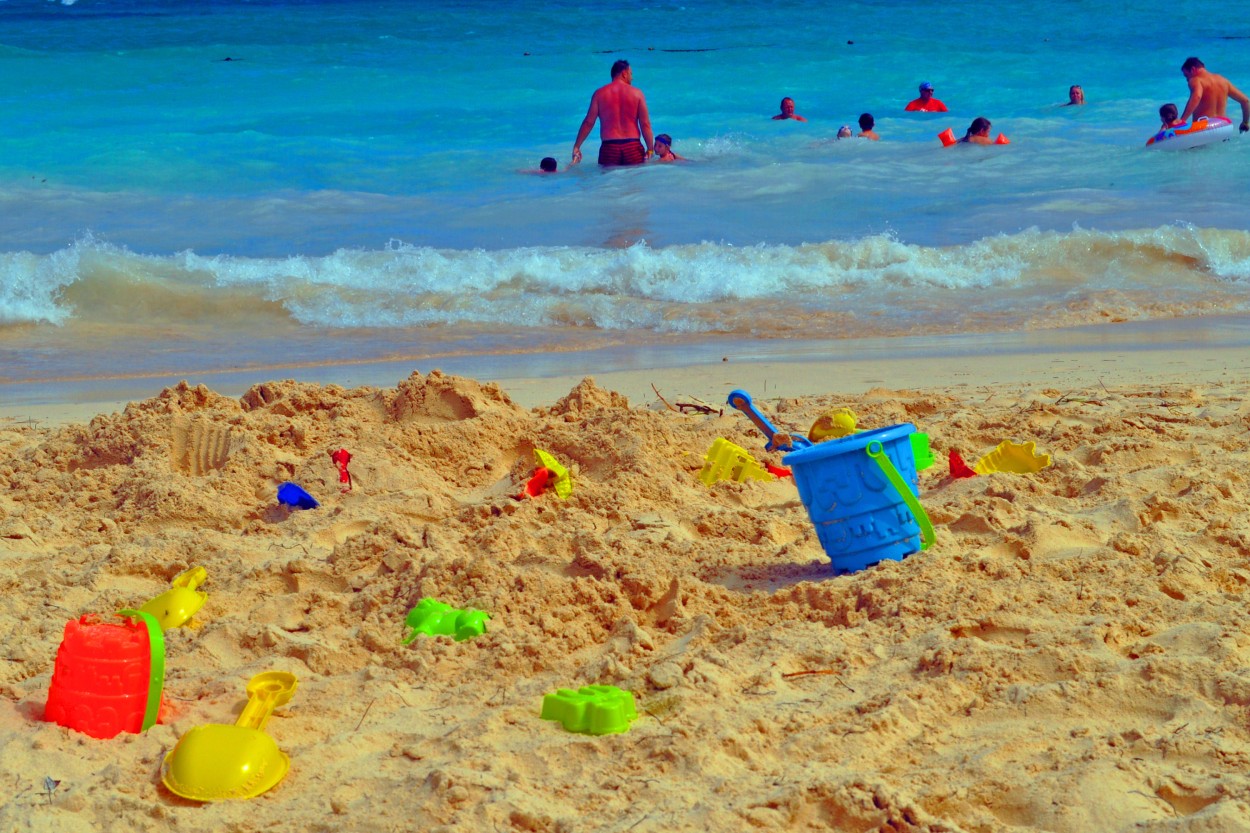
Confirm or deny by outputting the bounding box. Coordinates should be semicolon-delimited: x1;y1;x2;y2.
857;113;879;140
772;97;808;122
572;59;655;166
958;116;993;144
653;134;685;161
905;82;947;112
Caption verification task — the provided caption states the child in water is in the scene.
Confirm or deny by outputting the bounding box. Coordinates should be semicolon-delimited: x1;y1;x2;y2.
653;134;685;162
1159;103;1184;130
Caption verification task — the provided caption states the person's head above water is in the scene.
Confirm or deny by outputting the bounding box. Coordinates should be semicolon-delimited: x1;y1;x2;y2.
1068;85;1084;104
655;134;672;148
1159;103;1179;124
611;59;630;79
966;116;991;136
837;125;853;138
858;113;874;131
1181;56;1204;77
540;157;557;172
773;96;807;122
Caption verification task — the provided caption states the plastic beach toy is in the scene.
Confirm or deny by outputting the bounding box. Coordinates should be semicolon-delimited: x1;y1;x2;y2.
521;466;551;498
808;407;858;442
329;448;353;492
162;671;298;802
727;389;812;453
139;566;208;630
44;610;165;739
949;450;978;479
402;598;491;643
698;438;773;486
527;449;572;499
910;433;935;470
784;423;934;575
973;440;1052;475
277;482;319;510
541;685;637;735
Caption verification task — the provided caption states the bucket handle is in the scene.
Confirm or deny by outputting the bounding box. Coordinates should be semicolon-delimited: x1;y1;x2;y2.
117;609;165;731
865;441;934;551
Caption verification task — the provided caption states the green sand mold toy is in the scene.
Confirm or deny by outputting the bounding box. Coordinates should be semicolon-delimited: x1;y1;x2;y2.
402;598;491;644
541;685;638;735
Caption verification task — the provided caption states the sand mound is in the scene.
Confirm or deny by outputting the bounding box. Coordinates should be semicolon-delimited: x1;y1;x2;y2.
0;373;1247;831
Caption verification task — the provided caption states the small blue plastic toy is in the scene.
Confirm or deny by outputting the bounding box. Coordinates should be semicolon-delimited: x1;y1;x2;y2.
727;389;813;453
277;482;319;510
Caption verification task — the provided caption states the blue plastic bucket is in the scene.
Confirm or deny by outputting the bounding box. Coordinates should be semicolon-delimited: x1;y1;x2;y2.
783;423;928;575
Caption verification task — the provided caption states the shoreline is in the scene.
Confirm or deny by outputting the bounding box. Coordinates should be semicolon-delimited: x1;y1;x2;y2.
3;315;1248;424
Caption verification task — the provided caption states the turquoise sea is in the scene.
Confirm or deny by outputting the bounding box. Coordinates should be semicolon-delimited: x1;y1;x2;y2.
2;0;1249;398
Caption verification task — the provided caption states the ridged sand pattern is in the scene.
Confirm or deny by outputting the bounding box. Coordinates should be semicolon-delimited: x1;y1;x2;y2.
169;415;236;476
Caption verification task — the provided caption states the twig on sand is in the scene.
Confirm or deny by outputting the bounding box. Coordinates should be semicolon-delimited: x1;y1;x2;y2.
1054;391;1103;406
355;697;376;732
675;398;723;416
627;814;652;831
651;383;679;412
781;670;855;692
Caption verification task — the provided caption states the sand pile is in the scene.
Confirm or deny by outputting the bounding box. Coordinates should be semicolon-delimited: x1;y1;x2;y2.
1;370;1248;832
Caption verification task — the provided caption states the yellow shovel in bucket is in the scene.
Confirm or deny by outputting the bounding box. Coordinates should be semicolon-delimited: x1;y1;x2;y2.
162;671;298;801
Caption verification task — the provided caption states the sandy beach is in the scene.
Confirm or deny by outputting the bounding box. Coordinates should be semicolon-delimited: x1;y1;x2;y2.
1;335;1249;832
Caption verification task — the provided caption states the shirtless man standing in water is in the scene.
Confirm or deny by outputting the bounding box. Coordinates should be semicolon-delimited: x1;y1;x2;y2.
572;60;655;166
1178;57;1250;133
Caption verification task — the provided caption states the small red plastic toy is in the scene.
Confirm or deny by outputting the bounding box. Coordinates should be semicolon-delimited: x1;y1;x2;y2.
764;464;793;478
330;448;353;492
520;467;551;499
949;450;978;479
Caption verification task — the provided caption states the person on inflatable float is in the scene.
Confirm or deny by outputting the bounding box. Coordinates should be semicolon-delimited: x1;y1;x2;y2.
1178;57;1249;134
1158;103;1183;131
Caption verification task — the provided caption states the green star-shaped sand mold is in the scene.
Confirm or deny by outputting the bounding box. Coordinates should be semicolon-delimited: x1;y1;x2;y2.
540;685;638;735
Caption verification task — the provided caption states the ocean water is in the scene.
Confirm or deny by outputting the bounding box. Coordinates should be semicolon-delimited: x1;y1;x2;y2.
2;0;1249;393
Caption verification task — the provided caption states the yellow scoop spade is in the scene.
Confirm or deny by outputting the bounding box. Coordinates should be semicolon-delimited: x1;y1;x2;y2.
139;566;208;630
162;671;298;801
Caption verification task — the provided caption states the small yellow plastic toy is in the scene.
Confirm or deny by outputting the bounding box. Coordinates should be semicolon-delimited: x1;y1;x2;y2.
138;566;208;630
532;449;573;498
973;440;1052;475
162;671;298;802
808;407;858;442
698;438;773;486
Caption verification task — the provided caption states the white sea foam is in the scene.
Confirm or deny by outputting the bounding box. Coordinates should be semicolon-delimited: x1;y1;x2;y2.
3;227;1248;338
